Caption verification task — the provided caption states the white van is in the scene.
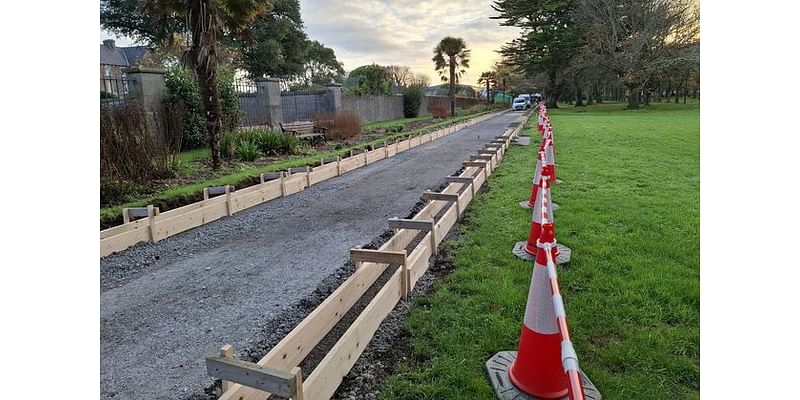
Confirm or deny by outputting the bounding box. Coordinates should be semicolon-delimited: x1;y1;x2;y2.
518;94;532;109
512;97;527;111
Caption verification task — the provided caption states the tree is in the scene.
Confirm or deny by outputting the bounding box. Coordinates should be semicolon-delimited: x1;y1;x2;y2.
291;40;345;89
477;71;497;103
492;0;583;108
101;0;270;169
575;0;699;109
232;0;307;79
343;64;392;95
409;73;431;88
386;65;413;87
433;36;471;117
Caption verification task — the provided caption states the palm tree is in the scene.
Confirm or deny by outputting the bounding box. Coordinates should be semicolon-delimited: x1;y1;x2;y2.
477;71;497;104
433;37;471;117
143;0;269;169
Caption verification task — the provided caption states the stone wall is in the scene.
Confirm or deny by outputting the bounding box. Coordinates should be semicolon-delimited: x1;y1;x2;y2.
341;94;404;124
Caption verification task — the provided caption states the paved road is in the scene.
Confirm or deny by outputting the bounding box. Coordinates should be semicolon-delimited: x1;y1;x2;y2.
100;111;525;400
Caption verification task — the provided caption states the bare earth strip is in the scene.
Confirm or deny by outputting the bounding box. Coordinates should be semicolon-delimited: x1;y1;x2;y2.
100;111;524;400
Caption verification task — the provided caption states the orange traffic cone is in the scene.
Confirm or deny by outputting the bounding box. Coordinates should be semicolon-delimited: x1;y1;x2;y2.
514;176;571;264
519;150;545;209
508;228;568;398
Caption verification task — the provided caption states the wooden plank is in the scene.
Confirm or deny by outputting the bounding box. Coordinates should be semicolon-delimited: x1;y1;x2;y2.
388;218;437;256
302;268;404;400
365;148;385;164
283;174;307;195
422;191;459;202
387;142;397;157
463;161;487;168
444;176;474;184
338;156;365;174
477;149;496;156
433;203;459;247
387;218;434;231
100;219;150;257
151;197;228;241
206;355;296;397
232;179;283;212
350;249;406;266
309;163;337;186
217;260;390;400
407;234;434;289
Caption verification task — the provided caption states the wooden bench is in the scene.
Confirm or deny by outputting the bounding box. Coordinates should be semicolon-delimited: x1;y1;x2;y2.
279;121;326;143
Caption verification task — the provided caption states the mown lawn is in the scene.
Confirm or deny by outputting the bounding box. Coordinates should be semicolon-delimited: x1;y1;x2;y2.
380;101;700;399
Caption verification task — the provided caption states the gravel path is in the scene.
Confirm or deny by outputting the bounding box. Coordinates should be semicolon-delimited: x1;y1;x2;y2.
100;111;524;400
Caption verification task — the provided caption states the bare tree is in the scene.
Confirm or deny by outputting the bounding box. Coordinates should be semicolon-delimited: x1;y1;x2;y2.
575;0;699;109
386;65;413;87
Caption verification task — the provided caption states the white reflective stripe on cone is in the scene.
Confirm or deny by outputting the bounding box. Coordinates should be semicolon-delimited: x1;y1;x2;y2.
532;157;543;184
523;264;559;334
532;184;554;223
545;142;555;164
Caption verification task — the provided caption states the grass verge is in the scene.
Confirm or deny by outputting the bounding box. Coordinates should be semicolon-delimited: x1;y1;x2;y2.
379;101;699;399
100;110;496;227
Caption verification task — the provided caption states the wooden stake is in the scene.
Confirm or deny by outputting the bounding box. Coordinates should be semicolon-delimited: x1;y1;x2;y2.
220;344;234;392
147;205;157;242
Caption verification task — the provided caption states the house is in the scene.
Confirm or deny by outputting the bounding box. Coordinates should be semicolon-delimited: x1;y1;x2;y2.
100;39;151;96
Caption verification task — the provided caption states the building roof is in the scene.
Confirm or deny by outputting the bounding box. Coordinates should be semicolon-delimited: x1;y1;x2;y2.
100;40;150;67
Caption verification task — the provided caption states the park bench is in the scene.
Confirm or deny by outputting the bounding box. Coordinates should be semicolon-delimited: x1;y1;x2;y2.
279;121;326;143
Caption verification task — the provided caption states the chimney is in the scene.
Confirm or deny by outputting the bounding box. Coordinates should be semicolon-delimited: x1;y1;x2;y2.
103;39;116;49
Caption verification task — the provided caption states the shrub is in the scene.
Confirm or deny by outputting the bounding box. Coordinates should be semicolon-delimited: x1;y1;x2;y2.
163;65;242;150
252;130;300;155
100;102;179;183
429;103;450;118
390;125;404;133
403;84;424;117
313;111;361;140
220;131;238;159
221;130;300;160
101;90;117;99
236;140;262;161
218;66;242;133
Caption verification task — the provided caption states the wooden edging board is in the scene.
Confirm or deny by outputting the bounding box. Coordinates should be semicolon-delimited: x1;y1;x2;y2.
100;111;503;257
210;112;528;400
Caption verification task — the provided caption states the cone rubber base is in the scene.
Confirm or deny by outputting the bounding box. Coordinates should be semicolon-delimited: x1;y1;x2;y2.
519;201;560;211
485;351;602;400
514;137;531;146
512;241;572;264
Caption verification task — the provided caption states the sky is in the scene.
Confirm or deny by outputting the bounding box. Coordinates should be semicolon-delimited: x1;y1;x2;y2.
100;0;519;86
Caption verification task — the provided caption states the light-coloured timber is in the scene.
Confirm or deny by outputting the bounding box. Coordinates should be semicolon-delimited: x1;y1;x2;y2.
206;355;299;397
100;111;507;257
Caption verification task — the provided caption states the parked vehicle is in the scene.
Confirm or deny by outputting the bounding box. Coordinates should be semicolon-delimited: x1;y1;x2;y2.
512;97;527;111
518;94;532;109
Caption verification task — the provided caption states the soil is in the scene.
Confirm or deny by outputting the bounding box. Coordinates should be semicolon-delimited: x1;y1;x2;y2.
100;111;522;400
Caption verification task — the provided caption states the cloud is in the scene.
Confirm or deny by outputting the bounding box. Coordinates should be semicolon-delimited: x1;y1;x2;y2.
300;0;519;85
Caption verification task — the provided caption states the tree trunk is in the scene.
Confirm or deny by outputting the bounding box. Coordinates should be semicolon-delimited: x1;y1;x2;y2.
574;82;585;107
486;80;491;104
626;85;640;109
643;90;650;106
189;0;222;169
545;70;559;108
449;58;456;117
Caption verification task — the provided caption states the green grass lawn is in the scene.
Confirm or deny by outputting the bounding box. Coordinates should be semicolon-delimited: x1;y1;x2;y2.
362;115;434;131
380;101;699;399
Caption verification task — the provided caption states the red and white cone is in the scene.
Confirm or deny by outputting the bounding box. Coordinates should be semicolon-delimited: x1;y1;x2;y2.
520;150;546;209
508;233;569;398
487;195;601;400
514;176;571;264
